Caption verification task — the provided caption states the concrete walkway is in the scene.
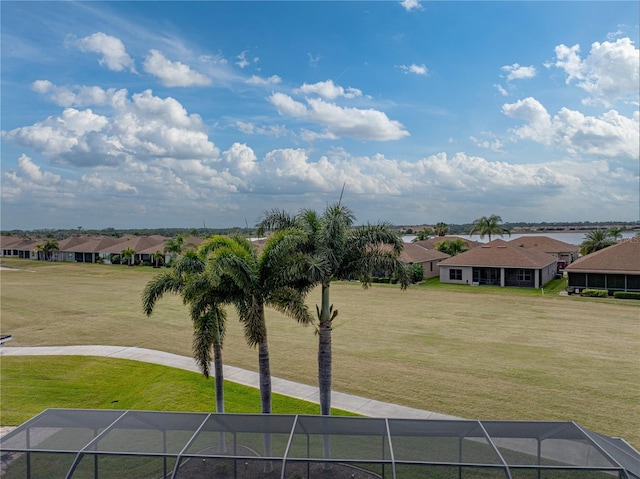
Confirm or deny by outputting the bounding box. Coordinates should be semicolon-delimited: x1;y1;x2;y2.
0;345;459;421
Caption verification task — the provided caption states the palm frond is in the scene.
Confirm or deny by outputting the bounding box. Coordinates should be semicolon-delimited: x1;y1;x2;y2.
141;271;184;316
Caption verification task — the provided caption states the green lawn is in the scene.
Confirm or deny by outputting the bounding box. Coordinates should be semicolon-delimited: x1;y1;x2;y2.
0;356;352;426
1;258;638;446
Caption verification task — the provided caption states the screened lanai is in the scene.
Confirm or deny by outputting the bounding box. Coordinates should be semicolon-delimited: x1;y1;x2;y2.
1;409;638;479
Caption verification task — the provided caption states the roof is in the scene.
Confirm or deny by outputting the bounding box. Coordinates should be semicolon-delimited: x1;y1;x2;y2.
412;235;483;250
565;238;640;274
508;235;579;253
400;242;450;263
439;239;557;268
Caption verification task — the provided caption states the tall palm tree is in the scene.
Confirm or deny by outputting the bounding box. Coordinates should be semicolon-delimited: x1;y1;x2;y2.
257;202;411;417
411;228;432;242
36;239;59;261
199;233;313;416
580;229;616;256
469;214;511;242
142;250;228;416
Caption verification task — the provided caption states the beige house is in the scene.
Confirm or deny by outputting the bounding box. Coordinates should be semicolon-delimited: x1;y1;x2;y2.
439;239;557;288
565;238;640;293
508;236;579;265
400;243;450;279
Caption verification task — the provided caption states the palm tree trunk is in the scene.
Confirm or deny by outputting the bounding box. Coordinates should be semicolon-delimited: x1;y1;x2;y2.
318;282;332;470
318;282;332;416
213;341;227;453
258;336;273;472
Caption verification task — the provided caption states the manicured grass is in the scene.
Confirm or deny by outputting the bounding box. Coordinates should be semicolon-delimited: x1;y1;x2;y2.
0;356;351;426
1;258;639;446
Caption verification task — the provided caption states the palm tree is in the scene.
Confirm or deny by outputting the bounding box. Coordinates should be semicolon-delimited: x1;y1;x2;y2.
153;250;165;267
120;246;136;266
36;239;59;261
142;250;228;417
469;214;511;242
199;234;313;416
435;238;468;256
433;222;449;236
580;230;616;256
257;202;411;417
164;235;185;264
411;228;432;242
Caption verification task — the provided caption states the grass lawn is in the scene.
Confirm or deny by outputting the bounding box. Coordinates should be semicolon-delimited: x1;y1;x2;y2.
1;258;639;446
0;356;351;426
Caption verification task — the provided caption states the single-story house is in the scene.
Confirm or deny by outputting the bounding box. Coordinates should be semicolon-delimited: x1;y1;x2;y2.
508;236;579;265
438;239;558;288
564;238;640;293
0;235;41;259
400;243;450;279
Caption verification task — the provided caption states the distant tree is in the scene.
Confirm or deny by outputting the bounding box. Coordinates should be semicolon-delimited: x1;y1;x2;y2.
153;250;165;267
469;214;511;242
412;228;433;242
607;228;623;240
580;230;616;256
435;239;468;256
36;239;59;261
433;222;449;236
164;235;185;263
120;246;136;266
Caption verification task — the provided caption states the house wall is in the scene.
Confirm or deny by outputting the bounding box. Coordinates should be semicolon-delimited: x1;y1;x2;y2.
439;265;473;285
420;260;442;279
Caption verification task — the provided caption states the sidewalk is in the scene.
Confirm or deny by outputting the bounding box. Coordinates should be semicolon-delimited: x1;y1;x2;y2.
0;345;460;421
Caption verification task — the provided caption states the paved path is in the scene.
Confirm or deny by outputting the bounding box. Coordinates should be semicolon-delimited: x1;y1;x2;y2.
1;345;459;422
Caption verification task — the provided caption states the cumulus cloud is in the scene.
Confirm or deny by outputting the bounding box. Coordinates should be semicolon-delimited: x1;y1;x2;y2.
268;93;409;141
3;89;219;167
553;37;639;106
501;63;536;81
296;80;362;99
470;136;504;152
398;64;428;75
503;96;639;159
246;74;282;85
32;80;127;108
143;49;211;87
75;32;135;72
399;0;423;11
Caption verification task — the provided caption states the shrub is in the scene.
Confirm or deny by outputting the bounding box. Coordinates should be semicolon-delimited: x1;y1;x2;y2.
411;263;424;283
613;291;640;300
581;289;608;298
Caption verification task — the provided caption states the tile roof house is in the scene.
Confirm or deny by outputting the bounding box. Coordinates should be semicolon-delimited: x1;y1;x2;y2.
399;242;450;279
564;238;640;293
508;236;579;265
438;239;558;288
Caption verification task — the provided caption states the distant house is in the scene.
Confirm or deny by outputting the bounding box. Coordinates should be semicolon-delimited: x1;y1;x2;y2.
564;238;640;294
438;239;557;288
400;243;450;279
0;236;40;259
508;236;579;265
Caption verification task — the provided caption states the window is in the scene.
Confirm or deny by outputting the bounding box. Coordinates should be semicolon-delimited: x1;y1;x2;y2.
516;269;532;282
449;269;462;281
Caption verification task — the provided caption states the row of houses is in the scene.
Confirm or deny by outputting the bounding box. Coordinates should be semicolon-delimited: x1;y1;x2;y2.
3;233;639;292
400;235;640;293
0;234;203;265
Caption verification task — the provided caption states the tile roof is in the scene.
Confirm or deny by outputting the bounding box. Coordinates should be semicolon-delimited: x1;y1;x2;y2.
508;235;579;253
564;238;640;274
400;243;450;263
438;239;557;268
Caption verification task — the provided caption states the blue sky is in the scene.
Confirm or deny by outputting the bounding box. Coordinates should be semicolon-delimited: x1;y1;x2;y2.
1;1;638;230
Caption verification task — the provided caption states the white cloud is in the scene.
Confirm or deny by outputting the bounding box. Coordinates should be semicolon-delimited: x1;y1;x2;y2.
399;0;423;12
398;64;428;75
503;97;639;159
143;49;211;87
296;80;362;99
236;51;249;69
494;84;509;96
268;93;409;141
553;37;639;106
470;136;504;152
246;74;282;85
3;89;219;167
32;80;127;108
501;63;536;81
235;121;289;138
75;32;135;72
